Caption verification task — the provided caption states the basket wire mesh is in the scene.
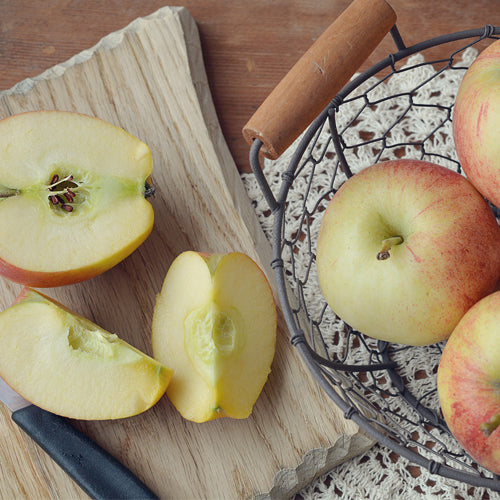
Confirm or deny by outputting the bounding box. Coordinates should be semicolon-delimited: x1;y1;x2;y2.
249;24;500;491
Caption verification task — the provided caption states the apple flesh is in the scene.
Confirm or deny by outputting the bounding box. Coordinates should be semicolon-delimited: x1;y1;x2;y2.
316;159;500;346
0;288;172;420
453;38;500;207
152;251;277;423
437;291;500;475
0;110;154;287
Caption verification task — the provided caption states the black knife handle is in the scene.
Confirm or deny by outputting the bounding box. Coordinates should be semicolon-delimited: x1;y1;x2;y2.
12;405;159;500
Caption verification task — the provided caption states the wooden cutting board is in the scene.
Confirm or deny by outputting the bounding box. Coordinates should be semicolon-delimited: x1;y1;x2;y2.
0;7;374;499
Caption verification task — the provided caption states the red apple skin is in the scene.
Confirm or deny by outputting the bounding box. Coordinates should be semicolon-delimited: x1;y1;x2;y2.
453;39;500;207
0;225;152;287
0;256;109;288
438;291;500;475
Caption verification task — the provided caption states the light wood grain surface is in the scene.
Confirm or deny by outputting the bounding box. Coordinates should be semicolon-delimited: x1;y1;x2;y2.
0;7;374;499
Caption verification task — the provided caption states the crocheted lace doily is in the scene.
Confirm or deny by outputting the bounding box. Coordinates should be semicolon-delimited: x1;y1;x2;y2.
242;46;500;499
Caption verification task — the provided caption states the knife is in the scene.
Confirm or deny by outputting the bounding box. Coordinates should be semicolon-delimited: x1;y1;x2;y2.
0;376;159;499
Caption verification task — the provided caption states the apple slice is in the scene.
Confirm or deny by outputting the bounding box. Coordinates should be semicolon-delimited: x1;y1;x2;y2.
0;110;154;287
0;288;172;420
152;251;277;423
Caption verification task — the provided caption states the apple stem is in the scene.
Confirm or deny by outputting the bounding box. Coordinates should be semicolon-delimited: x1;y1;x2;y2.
480;412;500;437
377;236;404;260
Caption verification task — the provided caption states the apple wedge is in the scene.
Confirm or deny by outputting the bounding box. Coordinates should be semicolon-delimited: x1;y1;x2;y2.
152;251;277;423
0;110;154;287
0;288;172;420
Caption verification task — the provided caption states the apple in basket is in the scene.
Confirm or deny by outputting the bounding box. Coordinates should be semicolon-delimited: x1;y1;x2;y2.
0;288;172;420
316;159;500;346
152;251;277;423
437;291;500;476
453;38;500;207
0;110;154;287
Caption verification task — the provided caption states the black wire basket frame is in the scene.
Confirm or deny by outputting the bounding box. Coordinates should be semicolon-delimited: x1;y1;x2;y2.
249;24;500;491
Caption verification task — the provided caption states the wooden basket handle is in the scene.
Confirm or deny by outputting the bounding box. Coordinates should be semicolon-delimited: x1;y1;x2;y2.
242;0;396;160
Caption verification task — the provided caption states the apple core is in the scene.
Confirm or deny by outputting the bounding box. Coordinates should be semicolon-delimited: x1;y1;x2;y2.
67;323;120;359
185;302;244;385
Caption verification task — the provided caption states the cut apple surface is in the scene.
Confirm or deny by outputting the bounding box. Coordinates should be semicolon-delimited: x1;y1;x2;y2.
152;251;277;423
0;288;172;420
0;110;154;287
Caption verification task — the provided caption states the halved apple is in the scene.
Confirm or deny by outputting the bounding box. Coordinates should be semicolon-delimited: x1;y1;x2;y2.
0;110;154;287
152;251;277;423
0;288;172;420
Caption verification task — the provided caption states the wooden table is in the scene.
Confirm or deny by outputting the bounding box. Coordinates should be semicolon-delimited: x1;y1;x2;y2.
0;0;497;173
0;1;498;498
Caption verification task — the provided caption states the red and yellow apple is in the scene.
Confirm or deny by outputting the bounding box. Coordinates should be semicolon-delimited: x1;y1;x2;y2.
152;251;276;423
0;288;172;420
437;291;500;475
316;159;500;346
453;38;500;206
0;110;154;287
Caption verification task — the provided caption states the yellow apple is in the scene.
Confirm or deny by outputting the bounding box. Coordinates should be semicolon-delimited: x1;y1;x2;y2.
0;110;154;287
438;291;500;475
316;159;500;346
453;39;500;207
152;251;276;423
0;288;172;420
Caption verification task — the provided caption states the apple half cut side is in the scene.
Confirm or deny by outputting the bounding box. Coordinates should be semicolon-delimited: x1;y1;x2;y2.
0;288;172;420
0;110;154;287
152;251;277;423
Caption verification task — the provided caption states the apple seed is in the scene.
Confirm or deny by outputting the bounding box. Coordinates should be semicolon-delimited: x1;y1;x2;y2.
47;173;80;213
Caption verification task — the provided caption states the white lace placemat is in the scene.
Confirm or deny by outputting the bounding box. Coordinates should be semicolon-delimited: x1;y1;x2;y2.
242;46;500;499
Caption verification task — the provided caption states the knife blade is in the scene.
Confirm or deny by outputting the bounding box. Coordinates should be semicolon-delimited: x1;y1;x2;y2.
0;376;159;499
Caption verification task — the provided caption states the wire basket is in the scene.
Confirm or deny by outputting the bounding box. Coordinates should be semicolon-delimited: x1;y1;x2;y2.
246;4;500;493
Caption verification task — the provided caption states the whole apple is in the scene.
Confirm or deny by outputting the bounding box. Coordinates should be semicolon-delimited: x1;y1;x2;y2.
453;38;500;207
437;291;500;475
316;159;500;346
